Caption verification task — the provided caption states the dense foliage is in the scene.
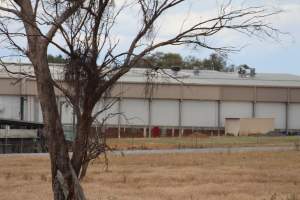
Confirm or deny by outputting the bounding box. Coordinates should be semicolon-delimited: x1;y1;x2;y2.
135;52;236;72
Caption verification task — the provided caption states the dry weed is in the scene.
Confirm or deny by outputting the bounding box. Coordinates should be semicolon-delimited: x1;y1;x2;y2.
40;174;47;182
0;151;299;200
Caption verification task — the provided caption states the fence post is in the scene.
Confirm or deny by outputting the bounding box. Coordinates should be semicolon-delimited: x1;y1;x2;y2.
5;125;9;154
21;138;23;153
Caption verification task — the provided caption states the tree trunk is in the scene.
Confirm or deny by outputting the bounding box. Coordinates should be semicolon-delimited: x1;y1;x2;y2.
71;111;93;176
30;43;85;200
79;161;90;181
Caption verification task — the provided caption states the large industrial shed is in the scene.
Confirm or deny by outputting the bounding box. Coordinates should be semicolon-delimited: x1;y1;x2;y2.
1;63;300;138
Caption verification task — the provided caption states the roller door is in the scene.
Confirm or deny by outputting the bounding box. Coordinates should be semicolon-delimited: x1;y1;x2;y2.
61;102;73;124
182;100;218;127
288;103;300;130
53;97;73;124
24;96;37;122
95;98;119;125
0;96;20;120
31;97;40;122
151;100;179;126
221;102;253;126
121;99;149;126
255;103;285;129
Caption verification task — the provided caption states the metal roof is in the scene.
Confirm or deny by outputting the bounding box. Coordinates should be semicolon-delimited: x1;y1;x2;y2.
1;63;300;88
120;68;300;88
0;118;43;128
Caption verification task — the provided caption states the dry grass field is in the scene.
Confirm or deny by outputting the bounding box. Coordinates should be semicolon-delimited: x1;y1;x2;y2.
107;136;300;150
1;151;300;200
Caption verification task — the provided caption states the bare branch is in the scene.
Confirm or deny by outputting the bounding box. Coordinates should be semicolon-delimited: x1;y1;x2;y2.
46;0;86;43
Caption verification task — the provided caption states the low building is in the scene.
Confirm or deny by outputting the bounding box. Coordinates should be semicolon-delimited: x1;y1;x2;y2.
1;63;300;138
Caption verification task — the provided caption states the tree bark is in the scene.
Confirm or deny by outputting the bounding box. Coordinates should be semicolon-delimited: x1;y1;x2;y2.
71;111;93;176
79;161;90;181
30;41;85;200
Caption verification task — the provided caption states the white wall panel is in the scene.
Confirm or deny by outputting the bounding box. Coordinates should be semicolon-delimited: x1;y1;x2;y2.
33;97;40;122
121;99;148;126
61;103;73;124
221;102;252;126
255;103;285;129
151;100;179;126
95;98;119;125
0;96;20;120
24;96;36;122
182;101;218;127
288;103;300;129
36;100;43;123
35;98;71;124
54;97;74;124
37;101;43;123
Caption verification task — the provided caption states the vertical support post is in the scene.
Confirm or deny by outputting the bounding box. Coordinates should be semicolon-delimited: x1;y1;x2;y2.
252;101;256;118
72;106;76;140
20;96;25;120
27;96;30;121
179;99;183;137
34;97;39;122
28;96;32;121
5;125;9;154
217;100;221;136
286;102;289;135
59;100;65;123
253;86;257;118
148;98;152;138
19;78;27;121
117;97;122;139
118;82;124;139
143;127;147;138
179;83;184;137
20;138;23;153
1;140;3;154
286;88;290;135
219;86;224;137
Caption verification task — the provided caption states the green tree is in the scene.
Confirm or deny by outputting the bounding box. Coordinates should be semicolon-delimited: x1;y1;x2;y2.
184;56;202;69
202;53;227;71
134;52;183;69
161;53;183;68
47;54;66;64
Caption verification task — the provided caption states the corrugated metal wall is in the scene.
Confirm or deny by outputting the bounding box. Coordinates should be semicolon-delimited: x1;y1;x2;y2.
288;103;300;130
181;100;218;127
26;98;297;131
0;96;20;120
255;103;286;129
220;102;253;126
151;100;179;126
96;98;119;125
121;99;149;126
3;96;300;132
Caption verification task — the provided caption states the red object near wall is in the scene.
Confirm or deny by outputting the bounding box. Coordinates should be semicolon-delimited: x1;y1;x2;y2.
151;126;161;137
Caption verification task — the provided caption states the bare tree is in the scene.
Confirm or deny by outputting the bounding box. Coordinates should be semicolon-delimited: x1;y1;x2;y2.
0;1;87;199
0;0;281;199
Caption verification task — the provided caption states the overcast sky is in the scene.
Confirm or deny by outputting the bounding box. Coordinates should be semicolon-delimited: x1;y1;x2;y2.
0;0;299;74
156;0;300;75
110;0;300;74
220;0;300;74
